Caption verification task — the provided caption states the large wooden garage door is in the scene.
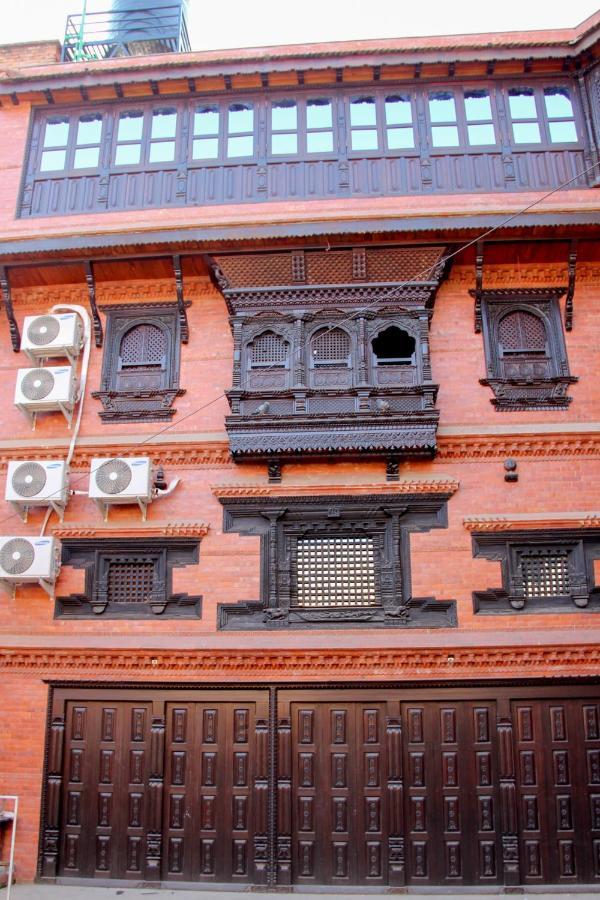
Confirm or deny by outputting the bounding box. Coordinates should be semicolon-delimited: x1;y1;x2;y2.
277;694;501;887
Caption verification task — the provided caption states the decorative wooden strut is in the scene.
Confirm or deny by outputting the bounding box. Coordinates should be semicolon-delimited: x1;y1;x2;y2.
474;240;484;333
565;239;577;331
172;254;190;343
84;261;103;347
0;265;21;352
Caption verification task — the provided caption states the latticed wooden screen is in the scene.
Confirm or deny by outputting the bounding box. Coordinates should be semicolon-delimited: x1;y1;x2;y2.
107;560;155;604
311;327;350;364
499;311;547;351
295;536;378;607
250;331;288;366
120;323;166;368
520;551;571;598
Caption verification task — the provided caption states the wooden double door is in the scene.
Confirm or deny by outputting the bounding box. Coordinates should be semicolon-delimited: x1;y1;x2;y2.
42;685;600;887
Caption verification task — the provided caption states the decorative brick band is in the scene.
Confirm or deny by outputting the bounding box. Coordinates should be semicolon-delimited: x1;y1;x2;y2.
211;479;460;498
464;513;600;531
437;431;600;461
51;521;210;538
0;645;599;679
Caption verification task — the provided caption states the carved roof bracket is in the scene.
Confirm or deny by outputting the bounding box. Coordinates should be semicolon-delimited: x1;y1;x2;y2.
0;264;21;352
565;239;578;331
84;260;103;347
173;254;190;343
473;239;484;333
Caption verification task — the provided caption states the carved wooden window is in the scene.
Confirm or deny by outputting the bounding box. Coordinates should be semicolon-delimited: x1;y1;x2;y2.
508;86;579;145
372;326;416;366
311;327;351;366
115;110;145;165
464;90;496;145
249;331;289;368
114;107;178;166
93;304;183;422
350;97;379;151
385;95;415;149
227;103;254;157
429;91;460;147
217;493;457;630
39;116;70;172
472;531;600;615
56;538;202;619
295;536;378;608
271;100;298;155
192;104;220;160
148;107;177;163
479;293;576;410
306;99;334;153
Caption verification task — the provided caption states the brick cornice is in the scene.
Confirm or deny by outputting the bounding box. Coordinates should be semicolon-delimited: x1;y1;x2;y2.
450;263;600;288
0;440;231;470
211;478;460;498
0;645;599;679
11;277;216;307
51;521;210;538
436;431;600;460
464;513;600;531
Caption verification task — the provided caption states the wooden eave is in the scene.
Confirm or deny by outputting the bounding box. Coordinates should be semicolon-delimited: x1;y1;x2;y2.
0;15;598;106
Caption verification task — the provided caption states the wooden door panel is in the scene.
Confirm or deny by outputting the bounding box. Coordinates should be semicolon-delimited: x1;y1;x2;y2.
513;698;600;884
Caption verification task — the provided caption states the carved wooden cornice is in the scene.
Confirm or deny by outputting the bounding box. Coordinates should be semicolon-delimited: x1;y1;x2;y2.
464;513;600;532
450;263;600;288
1;644;600;678
212;479;460;498
51;522;210;538
10;277;215;308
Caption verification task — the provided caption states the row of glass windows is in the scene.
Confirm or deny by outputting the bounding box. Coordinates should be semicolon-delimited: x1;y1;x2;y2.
37;85;580;173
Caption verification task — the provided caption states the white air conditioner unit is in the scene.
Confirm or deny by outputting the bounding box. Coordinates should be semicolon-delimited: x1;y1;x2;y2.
88;457;154;521
5;460;69;522
0;535;60;598
20;313;83;365
14;365;78;427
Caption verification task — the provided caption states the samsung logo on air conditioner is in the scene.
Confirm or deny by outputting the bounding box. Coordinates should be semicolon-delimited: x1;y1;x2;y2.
34;540;51;547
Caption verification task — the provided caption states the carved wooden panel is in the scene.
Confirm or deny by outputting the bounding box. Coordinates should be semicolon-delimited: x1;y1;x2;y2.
59;701;153;878
162;699;268;883
513;698;600;884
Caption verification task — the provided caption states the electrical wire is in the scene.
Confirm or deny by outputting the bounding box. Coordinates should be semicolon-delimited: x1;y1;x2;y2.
0;157;597;537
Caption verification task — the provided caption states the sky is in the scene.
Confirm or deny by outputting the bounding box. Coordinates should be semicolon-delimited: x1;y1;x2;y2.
0;0;598;50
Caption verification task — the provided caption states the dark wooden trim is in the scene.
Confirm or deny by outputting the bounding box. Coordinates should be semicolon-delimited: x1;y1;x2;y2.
472;528;600;614
55;537;202;619
172;254;189;343
565;238;578;331
0;265;21;352
83;260;103;347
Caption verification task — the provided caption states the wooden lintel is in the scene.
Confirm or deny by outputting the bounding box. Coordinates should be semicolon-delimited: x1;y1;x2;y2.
84;260;103;347
565;239;578;331
474;239;484;333
172;254;189;343
0;265;21;352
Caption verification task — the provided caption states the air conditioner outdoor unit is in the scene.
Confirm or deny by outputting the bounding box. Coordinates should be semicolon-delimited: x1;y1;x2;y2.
20;313;83;365
88;456;154;521
0;535;60;598
14;365;78;427
5;460;69;522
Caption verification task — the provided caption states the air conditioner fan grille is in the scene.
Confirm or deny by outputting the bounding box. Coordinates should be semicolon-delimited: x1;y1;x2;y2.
12;462;48;498
21;368;55;401
95;459;132;495
0;538;35;575
27;316;61;346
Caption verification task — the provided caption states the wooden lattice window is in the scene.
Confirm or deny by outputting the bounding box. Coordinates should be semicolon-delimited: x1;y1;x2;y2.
498;310;547;356
250;331;289;368
520;549;571;598
295;536;378;608
107;560;155;604
94;304;183;423
311;327;351;366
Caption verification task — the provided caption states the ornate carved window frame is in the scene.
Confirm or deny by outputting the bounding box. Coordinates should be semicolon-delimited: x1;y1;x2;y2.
472;529;600;614
477;289;577;410
56;537;202;619
217;493;457;630
92;302;184;422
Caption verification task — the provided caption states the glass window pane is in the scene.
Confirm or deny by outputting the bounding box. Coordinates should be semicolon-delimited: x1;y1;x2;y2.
77;115;102;145
227;134;254;157
117;112;144;142
431;125;459;147
464;91;492;121
40;149;67;171
194;107;219;136
467;123;496;145
350;97;376;127
351;129;378;151
151;109;177;139
74;146;100;168
549;120;577;142
228;104;253;134
429;93;456;123
512;121;541;143
508;90;537;119
544;88;574;119
149;141;175;162
272;101;297;131
193;137;219;159
115;143;142;165
307;100;332;129
385;96;412;125
307;131;334;153
43;119;69;148
271;133;298;154
387;127;415;149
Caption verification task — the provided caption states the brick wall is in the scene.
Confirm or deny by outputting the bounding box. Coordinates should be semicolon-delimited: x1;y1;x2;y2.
0;42;61;68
